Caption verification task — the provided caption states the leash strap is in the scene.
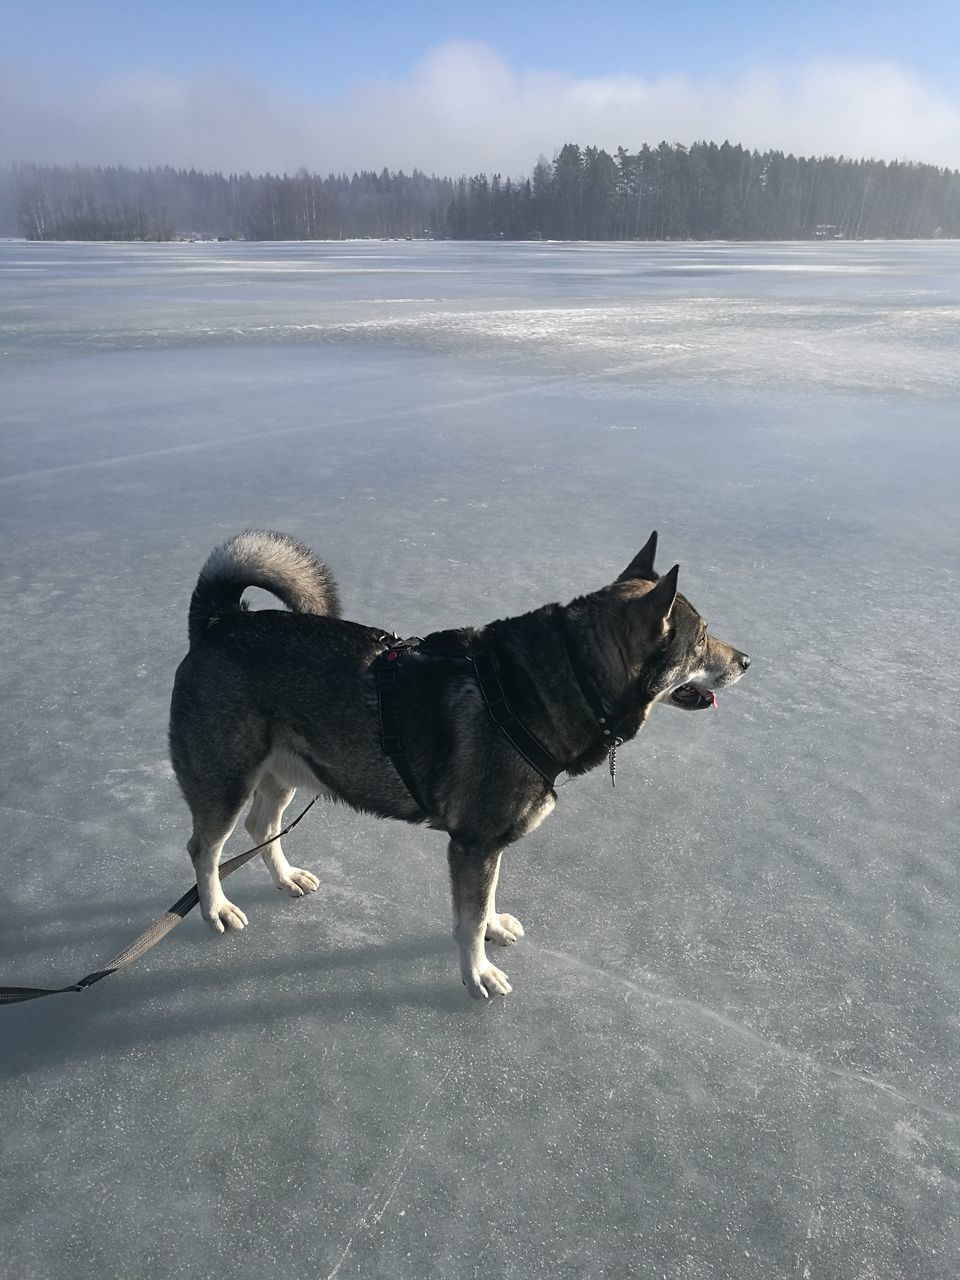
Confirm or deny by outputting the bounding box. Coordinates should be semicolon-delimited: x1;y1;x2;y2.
0;795;319;1006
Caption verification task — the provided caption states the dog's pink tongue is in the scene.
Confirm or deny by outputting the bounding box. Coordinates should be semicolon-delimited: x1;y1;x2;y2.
708;691;718;709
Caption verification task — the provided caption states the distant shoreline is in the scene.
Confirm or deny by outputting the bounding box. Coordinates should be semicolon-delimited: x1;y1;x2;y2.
5;143;959;243
3;235;959;247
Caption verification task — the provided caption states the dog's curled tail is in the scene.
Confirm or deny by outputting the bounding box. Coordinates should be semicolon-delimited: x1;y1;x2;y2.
187;530;341;647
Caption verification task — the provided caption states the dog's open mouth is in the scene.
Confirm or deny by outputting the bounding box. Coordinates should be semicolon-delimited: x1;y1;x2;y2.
670;683;717;710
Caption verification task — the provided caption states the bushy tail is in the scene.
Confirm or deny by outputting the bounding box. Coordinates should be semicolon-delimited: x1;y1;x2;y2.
187;530;341;647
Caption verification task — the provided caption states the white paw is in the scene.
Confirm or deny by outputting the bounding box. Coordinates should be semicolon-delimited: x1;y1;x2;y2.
204;898;248;934
485;912;525;946
276;867;319;898
463;962;512;1000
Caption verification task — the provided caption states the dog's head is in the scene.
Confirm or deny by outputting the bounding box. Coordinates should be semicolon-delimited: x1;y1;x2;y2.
612;531;750;712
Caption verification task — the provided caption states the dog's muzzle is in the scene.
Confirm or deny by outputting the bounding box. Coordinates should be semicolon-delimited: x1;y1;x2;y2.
670;651;750;711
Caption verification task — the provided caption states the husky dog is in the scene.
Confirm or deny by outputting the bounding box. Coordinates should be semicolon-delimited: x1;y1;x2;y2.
169;530;749;999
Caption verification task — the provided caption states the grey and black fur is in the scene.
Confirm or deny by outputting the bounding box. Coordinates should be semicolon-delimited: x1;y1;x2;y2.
170;530;750;999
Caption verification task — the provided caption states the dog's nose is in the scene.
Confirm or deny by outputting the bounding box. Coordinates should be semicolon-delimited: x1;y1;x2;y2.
739;653;751;671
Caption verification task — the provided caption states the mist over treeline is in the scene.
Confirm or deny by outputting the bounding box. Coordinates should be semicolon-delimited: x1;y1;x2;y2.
4;141;959;242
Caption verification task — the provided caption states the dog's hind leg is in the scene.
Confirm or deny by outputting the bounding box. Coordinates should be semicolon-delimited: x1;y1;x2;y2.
188;806;249;934
245;771;319;899
484;853;525;946
447;841;512;998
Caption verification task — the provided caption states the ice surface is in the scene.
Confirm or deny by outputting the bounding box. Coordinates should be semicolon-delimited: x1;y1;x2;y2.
1;239;959;1279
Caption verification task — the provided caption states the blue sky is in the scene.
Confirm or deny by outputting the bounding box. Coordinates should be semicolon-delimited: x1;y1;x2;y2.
3;0;959;173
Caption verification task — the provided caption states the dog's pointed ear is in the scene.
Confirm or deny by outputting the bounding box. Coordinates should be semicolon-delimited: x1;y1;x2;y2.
617;531;658;582
644;563;679;626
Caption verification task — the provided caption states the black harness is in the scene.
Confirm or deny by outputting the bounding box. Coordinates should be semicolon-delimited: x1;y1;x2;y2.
372;628;627;816
372;632;564;817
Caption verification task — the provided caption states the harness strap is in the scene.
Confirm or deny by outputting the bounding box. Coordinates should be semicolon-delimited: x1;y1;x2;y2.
373;636;562;812
469;652;562;786
373;642;431;816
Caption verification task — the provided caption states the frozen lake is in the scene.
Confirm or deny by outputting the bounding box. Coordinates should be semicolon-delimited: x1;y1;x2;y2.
2;238;959;1278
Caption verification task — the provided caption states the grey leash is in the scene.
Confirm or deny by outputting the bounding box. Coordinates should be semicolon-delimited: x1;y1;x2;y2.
0;795;319;1006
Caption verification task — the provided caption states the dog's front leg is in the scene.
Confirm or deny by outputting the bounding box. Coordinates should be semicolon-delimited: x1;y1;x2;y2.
447;841;512;999
484;852;525;946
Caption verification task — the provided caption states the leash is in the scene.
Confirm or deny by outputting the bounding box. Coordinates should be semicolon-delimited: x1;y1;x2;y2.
0;795;319;1007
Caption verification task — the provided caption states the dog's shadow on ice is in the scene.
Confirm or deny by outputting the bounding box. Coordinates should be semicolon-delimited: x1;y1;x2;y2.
0;923;482;1079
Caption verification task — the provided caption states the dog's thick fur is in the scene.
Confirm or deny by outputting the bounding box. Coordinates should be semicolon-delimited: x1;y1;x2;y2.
169;530;749;998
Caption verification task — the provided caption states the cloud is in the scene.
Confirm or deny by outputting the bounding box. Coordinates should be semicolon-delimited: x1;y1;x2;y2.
2;41;959;175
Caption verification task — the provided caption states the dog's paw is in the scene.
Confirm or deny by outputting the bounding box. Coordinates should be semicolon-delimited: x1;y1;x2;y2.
485;912;525;946
276;866;319;898
463;962;512;1000
204;898;248;934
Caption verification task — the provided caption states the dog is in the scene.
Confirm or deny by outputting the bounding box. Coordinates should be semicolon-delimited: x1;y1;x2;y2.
169;530;750;999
